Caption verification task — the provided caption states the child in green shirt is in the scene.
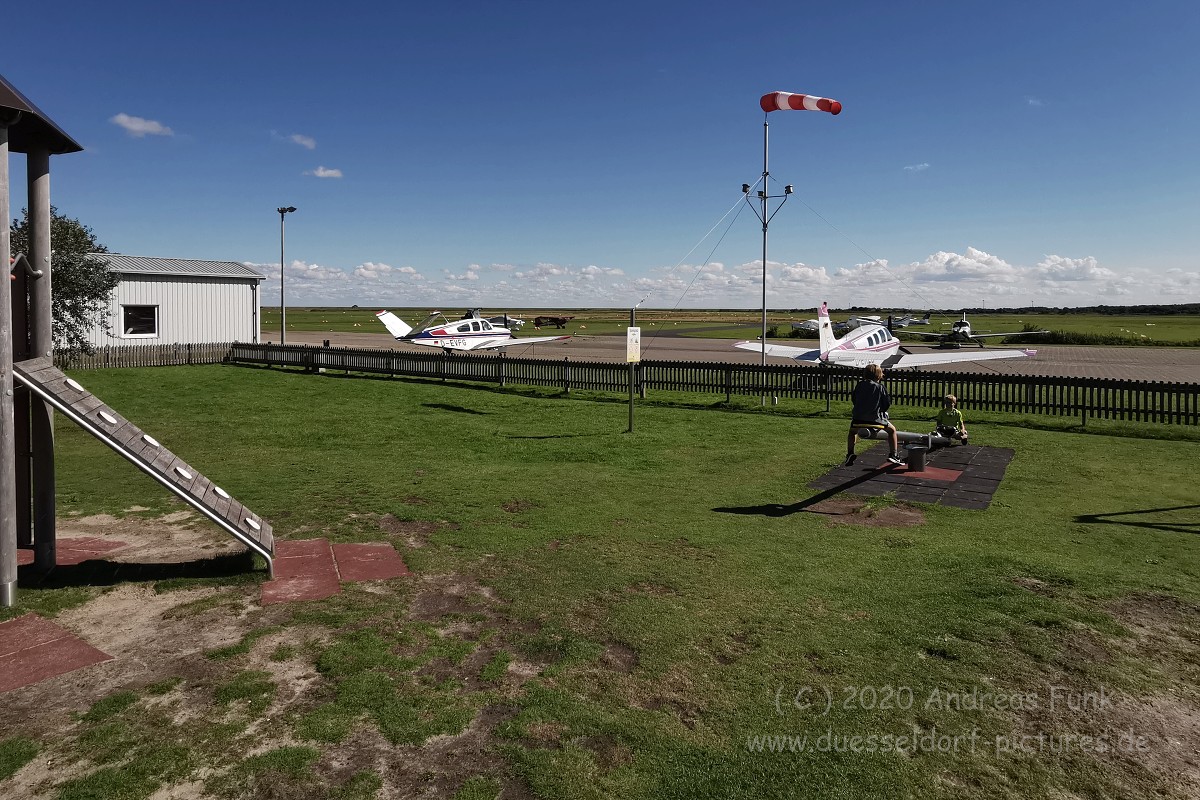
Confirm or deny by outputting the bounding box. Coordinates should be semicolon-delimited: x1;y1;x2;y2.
934;395;968;442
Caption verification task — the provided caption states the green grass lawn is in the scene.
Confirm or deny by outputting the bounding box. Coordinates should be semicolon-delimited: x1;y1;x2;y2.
3;365;1198;799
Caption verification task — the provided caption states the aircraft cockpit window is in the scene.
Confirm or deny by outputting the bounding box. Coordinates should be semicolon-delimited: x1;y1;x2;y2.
482;321;492;331
457;323;471;333
471;322;481;331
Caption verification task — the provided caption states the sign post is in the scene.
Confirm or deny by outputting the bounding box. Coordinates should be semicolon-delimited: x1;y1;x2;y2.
626;311;640;433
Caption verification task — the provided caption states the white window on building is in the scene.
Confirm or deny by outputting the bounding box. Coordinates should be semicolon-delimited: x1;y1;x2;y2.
122;305;159;337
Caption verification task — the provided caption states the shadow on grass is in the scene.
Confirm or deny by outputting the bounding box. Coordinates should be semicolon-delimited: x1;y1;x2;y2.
713;466;890;518
1075;504;1200;536
17;552;262;590
227;363;1200;442
422;403;488;415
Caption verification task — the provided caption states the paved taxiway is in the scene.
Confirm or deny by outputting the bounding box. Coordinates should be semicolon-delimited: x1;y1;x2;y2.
281;330;1200;383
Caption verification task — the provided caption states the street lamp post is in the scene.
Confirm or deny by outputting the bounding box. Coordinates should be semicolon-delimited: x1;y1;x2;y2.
277;206;296;344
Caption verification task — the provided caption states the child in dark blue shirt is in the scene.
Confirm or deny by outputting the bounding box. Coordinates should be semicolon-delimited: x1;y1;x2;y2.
845;363;903;466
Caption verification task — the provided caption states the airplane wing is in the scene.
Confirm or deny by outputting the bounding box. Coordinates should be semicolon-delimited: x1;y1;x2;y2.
472;335;571;350
969;331;1049;340
884;349;1036;369
895;330;947;340
734;341;821;362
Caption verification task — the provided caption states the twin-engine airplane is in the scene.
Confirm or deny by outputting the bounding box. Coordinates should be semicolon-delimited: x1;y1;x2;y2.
735;303;1036;369
898;312;1048;348
376;309;569;352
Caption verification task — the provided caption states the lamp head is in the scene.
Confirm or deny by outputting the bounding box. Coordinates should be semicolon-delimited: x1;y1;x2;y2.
278;206;297;214
784;184;794;195
742;183;751;194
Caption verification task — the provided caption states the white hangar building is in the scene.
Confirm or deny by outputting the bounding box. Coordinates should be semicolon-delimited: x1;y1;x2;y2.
84;254;266;347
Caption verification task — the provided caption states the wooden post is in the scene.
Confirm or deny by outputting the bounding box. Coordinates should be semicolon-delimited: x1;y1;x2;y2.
1;120;18;606
28;148;56;571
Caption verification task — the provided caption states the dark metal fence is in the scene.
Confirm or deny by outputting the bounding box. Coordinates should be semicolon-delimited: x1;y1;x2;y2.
225;342;1200;426
48;341;1200;425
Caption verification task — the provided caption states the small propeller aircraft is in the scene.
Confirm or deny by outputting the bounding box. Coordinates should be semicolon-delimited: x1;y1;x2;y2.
376;309;569;352
897;312;1048;348
735;303;1036;369
888;311;932;328
460;309;525;330
833;314;883;334
791;318;820;333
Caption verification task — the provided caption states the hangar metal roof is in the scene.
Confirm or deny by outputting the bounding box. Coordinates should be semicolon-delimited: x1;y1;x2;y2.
94;254;266;280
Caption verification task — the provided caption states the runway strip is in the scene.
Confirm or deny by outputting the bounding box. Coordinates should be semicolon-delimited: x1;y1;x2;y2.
281;331;1200;383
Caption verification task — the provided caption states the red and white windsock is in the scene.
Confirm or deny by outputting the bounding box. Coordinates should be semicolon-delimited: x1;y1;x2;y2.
760;91;842;115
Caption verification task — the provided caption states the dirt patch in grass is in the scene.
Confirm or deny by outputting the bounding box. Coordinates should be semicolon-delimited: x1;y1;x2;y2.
3;517;555;800
806;498;927;527
600;641;639;674
996;591;1200;799
501;499;536;514
375;513;457;548
408;573;493;622
576;734;633;769
57;511;246;562
1012;576;1056;596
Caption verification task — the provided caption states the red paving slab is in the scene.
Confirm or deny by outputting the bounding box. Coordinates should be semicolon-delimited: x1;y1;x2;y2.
15;538;128;567
55;537;129;566
332;543;410;581
0;614;112;693
261;573;342;605
887;464;963;482
261;538;341;605
261;540;411;604
272;538;337;580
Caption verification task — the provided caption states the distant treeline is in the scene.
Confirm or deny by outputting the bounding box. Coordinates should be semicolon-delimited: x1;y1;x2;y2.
837;304;1200;316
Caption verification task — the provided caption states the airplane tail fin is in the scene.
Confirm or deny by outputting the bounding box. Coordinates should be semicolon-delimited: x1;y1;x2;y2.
375;310;413;339
922;312;931;322
817;302;838;357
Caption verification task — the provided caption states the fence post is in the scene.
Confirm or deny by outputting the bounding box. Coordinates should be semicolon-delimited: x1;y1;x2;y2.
563;357;571;394
498;351;506;388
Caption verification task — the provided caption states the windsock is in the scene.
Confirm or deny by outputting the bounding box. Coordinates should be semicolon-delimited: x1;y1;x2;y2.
760;91;842;115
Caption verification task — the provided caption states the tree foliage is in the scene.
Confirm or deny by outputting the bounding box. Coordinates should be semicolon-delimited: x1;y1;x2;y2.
10;206;119;355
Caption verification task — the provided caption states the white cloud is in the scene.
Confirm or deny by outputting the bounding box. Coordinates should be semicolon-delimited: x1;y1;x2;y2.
305;166;343;178
908;248;1022;283
903;162;930;172
110;113;173;137
289;133;317;150
246;248;1179;309
1026;96;1044;107
352;262;421;280
1034;255;1115;282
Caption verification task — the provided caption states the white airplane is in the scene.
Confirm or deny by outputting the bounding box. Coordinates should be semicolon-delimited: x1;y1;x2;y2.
833;314;883;334
460;309;526;331
735;302;1036;369
376;309;569;352
791;319;820;333
897;312;1048;348
889;312;932;328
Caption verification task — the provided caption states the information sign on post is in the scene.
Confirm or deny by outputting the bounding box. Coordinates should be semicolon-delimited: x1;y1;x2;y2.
626;326;641;363
626;324;641;432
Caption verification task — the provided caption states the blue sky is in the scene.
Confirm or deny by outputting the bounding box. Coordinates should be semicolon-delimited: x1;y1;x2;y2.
5;1;1199;309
